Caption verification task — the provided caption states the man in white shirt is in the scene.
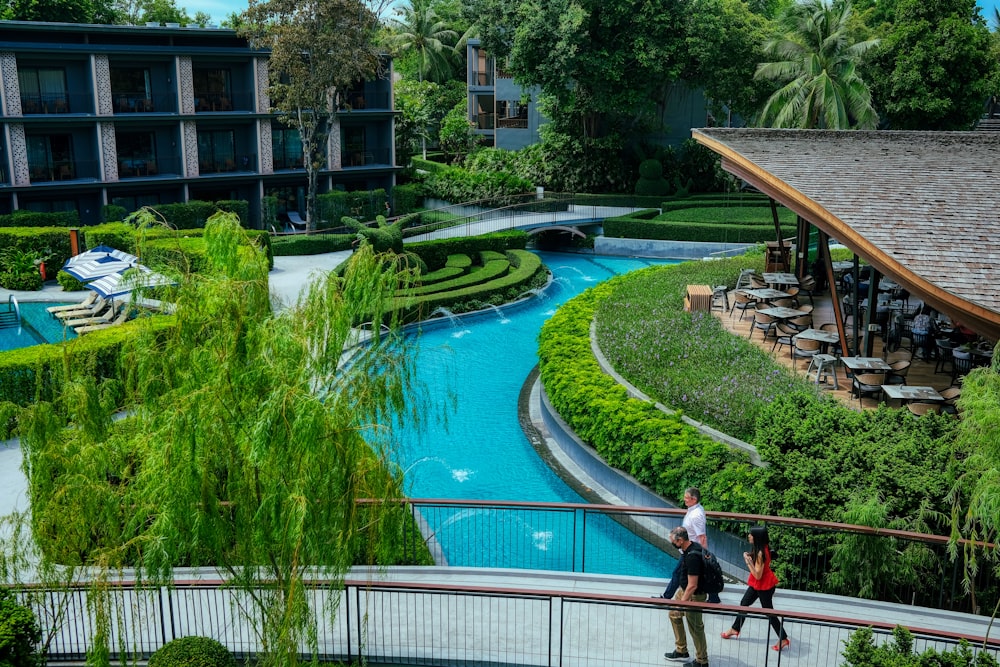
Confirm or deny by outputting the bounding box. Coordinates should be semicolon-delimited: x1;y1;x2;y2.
662;487;718;602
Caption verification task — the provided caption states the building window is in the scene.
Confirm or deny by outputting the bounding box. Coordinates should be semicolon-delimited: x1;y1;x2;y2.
193;68;232;111
111;68;153;112
497;100;528;128
197;130;236;173
272;125;303;170
27;134;74;181
266;185;303;218
19;67;69;114
472;47;493;86
112;194;162;213
474;95;495;130
342;126;366;166
116;130;157;177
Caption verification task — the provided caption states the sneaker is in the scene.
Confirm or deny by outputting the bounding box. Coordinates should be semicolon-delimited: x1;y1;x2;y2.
682;661;709;667
663;650;690;661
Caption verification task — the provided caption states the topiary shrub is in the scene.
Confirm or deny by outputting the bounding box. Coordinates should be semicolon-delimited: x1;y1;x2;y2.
635;159;671;197
0;587;41;667
56;270;87;292
148;636;236;667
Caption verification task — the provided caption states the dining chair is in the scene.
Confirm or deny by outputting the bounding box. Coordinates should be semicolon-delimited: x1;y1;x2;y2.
792;337;822;369
750;275;767;289
771;298;795;308
784;286;801;306
750;311;777;341
885;360;911;385
907;402;942;417
771;323;798;357
797;275;817;305
729;291;757;320
951;349;974;384
796;304;815;316
788;314;813;332
938;386;962;414
934;339;956;375
852;372;885;407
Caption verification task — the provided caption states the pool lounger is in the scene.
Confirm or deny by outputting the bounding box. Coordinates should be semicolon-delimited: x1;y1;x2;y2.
54;296;109;321
47;292;98;315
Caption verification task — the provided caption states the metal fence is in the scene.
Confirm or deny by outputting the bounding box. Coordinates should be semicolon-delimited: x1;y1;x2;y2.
19;578;1000;666
397;500;994;615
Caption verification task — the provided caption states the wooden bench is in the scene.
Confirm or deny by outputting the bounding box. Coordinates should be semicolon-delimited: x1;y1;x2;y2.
685;284;713;313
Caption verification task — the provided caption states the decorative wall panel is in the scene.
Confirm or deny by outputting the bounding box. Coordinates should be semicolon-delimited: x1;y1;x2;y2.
258;118;273;173
255;58;269;113
178;57;194;115
9;124;28;185
1;53;22;117
94;55;113;116
328;117;341;170
101;122;118;181
183;121;199;175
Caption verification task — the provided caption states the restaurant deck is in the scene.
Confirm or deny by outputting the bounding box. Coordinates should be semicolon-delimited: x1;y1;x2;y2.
713;287;963;411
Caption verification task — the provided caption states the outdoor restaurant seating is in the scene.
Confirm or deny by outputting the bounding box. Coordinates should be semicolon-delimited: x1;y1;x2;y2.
938;386;962;414
784;286;801;306
907;402;942;417
852;372;885;406
792;337;822;368
934;339;956;374
730;291;757;320
797;275;817;304
951;349;974;384
750;274;767;289
771;322;799;357
750;309;777;340
885;360;911;385
788;313;813;332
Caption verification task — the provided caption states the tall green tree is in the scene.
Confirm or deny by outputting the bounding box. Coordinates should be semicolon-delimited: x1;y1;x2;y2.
394;78;465;162
386;0;459;83
863;0;997;130
2;0;122;23
240;0;386;232
755;0;879;129
19;213;423;667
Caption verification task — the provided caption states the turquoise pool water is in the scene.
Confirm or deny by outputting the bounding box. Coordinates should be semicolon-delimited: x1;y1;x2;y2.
0;301;77;352
402;252;680;577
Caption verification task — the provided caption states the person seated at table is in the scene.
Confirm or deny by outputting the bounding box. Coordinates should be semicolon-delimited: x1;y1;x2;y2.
950;320;978;345
911;307;938;360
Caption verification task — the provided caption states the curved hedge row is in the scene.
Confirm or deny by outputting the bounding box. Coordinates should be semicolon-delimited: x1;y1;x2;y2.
538;277;745;500
401;257;510;296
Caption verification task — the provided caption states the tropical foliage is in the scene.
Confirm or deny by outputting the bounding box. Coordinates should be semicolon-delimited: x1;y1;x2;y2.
755;0;879;129
239;0;384;232
385;0;459;82
18;213;425;667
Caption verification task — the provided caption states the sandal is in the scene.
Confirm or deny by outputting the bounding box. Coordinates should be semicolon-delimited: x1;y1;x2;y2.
721;629;740;640
772;639;790;652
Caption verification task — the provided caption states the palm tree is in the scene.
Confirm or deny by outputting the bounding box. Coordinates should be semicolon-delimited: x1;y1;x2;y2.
387;0;458;83
755;0;879;129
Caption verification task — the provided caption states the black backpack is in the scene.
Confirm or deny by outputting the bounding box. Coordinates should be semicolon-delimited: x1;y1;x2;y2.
698;549;726;595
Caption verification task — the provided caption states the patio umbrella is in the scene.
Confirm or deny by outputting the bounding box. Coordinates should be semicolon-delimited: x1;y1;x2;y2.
64;245;139;269
86;266;175;298
62;257;136;282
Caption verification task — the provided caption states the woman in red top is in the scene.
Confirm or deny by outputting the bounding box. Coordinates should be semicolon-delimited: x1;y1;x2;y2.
720;525;790;651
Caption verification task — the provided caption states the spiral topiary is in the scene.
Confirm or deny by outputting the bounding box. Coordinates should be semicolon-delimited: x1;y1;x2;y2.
148;637;236;667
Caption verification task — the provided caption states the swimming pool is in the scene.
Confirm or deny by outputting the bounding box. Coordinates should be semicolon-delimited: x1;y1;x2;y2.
0;301;77;352
401;252;680;577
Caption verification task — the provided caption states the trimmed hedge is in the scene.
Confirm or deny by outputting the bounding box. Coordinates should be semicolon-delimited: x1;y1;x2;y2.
391;249;544;321
0;210;78;228
148;636;236;667
400;258;510;296
391;183;424;214
270;233;355;256
147;201;221;229
0;227;75;272
0;317;175;407
419;265;465;284
659;206;795;224
537;278;743;499
411;157;450;174
603;218;795;243
406;231;528;271
316;189;388;228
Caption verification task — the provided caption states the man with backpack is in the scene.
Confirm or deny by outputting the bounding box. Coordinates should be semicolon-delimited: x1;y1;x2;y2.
664;526;710;667
661;487;721;603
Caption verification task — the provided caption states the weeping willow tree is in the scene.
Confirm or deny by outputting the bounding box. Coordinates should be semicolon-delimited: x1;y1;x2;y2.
19;212;425;667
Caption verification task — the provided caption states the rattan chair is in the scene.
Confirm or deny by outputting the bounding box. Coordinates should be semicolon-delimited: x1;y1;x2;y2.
771;323;799;357
907;402;942;417
750;310;777;341
730;291;758;320
885;360;911;385
852;372;885;407
792;337;822;368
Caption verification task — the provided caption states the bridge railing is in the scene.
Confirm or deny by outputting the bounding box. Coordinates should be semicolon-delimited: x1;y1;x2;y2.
389;499;995;616
18;577;1000;665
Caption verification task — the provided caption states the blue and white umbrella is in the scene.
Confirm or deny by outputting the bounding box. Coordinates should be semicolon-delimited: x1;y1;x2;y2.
64;245;139;269
63;257;136;282
86;266;175;299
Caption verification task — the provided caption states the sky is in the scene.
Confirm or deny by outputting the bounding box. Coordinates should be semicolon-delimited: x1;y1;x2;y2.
182;0;1000;30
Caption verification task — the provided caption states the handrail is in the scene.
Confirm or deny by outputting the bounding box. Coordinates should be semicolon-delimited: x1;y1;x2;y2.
7;295;20;322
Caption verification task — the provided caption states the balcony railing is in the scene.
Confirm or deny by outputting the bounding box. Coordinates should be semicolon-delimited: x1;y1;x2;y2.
117;155;182;178
113;92;177;114
192;91;253;112
20;92;90;115
198;153;256;174
340;147;390;168
28;159;99;182
339;91;390;111
273;154;305;170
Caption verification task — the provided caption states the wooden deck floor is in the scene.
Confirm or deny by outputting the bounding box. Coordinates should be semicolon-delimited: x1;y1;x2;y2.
712;289;961;411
